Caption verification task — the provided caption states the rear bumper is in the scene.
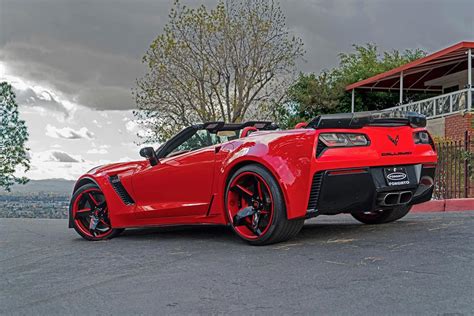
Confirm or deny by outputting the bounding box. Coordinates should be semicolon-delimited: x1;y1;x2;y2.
306;164;436;217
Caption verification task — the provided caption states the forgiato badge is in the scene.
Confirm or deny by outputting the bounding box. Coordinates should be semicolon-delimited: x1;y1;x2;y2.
386;172;407;181
388;180;410;186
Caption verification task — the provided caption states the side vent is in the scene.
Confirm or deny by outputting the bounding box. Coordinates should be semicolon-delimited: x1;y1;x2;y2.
307;172;323;211
109;175;135;205
316;139;327;158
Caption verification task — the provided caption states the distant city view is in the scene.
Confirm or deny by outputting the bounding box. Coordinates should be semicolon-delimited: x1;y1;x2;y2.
0;180;74;219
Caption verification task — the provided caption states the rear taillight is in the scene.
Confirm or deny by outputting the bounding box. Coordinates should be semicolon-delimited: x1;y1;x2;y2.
319;133;370;147
316;133;370;158
413;131;436;151
413;131;429;144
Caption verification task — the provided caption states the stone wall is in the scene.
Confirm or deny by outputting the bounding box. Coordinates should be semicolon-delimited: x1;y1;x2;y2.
444;112;474;140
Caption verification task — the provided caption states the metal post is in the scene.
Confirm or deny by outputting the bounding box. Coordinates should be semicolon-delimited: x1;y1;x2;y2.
464;130;469;198
351;89;355;113
468;48;472;111
449;94;453;113
399;71;404;104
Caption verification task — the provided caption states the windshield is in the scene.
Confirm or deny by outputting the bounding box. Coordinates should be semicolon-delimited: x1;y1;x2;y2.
165;129;238;158
156;121;277;159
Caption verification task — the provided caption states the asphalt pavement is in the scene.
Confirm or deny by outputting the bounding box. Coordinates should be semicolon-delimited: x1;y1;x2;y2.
1;212;473;315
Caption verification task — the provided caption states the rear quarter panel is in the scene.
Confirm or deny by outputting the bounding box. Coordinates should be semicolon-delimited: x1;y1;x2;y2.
209;129;317;221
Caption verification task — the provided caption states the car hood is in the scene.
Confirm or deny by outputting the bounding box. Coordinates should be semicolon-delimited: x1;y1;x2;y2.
87;160;147;177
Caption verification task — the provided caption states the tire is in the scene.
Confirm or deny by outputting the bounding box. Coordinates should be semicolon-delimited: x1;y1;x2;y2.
69;183;124;241
351;205;412;225
225;164;304;245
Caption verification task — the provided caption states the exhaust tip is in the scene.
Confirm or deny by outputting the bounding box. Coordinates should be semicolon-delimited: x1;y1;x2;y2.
380;191;413;206
420;176;434;187
399;191;413;204
384;193;399;205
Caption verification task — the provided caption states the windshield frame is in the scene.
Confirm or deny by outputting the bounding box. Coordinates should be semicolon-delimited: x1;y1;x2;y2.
155;121;278;159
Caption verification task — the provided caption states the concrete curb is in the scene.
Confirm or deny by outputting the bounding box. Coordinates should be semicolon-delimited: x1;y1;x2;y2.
412;198;474;213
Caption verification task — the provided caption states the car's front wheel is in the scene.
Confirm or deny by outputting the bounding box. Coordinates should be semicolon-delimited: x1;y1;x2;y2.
70;183;124;241
351;205;412;225
225;164;304;245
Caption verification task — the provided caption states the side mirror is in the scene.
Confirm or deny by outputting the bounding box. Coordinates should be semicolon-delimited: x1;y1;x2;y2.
139;147;159;166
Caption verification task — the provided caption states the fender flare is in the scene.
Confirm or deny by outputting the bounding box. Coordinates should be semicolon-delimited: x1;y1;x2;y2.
69;177;100;228
218;134;314;220
72;176;100;194
221;156;293;220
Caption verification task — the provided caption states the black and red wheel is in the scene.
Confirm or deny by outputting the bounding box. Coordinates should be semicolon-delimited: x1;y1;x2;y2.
351;205;412;225
225;164;304;245
70;183;124;241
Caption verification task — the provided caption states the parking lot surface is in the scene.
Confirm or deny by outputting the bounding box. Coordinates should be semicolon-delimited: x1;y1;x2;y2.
1;212;473;315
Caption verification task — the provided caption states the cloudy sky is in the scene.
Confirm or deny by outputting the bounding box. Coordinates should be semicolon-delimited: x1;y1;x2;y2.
0;0;473;180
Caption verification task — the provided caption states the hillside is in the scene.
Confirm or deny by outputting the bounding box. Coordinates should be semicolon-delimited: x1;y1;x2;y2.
0;179;75;195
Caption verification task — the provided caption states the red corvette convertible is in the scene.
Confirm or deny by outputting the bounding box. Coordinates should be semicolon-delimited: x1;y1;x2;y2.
69;111;437;245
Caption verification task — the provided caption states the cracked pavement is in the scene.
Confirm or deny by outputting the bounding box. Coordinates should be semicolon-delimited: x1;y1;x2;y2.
1;212;473;315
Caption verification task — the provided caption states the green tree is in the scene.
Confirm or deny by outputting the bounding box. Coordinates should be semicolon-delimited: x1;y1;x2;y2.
336;44;427;112
135;0;304;142
281;71;343;127
279;44;428;128
0;82;30;191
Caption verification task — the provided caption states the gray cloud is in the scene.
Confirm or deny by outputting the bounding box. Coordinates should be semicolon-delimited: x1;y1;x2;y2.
14;87;69;114
50;151;81;163
33;150;82;163
280;0;473;72
1;39;141;111
1;0;473;113
45;124;95;139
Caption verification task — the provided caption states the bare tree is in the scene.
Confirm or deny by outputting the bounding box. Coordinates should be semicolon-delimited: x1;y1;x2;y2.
134;0;304;142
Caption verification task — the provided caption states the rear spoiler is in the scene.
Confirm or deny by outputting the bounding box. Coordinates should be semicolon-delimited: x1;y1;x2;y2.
307;111;426;129
201;121;278;132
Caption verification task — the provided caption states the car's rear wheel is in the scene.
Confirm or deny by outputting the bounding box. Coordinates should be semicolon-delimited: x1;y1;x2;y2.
351;205;412;225
225;164;304;245
70;183;124;241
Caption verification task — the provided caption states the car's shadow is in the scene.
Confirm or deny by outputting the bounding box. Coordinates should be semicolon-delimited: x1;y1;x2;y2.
115;218;418;244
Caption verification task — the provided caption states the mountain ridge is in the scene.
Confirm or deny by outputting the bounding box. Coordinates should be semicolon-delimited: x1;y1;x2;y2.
1;179;75;195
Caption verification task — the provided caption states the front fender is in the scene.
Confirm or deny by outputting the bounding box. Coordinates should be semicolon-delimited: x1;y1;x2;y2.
72;176;99;194
69;161;140;229
68;174;108;228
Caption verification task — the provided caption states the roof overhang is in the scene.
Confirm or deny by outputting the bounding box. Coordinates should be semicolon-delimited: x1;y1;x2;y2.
345;41;474;92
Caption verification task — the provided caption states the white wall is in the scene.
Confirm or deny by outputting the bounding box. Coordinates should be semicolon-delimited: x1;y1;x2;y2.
424;69;473;91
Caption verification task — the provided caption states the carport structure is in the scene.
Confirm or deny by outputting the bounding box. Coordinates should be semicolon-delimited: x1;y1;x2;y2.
346;41;473;118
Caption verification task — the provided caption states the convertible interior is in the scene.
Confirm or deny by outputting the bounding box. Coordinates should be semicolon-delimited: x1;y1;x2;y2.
156;121;279;159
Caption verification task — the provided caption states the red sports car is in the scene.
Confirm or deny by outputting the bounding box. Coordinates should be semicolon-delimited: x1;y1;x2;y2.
69;111;437;245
